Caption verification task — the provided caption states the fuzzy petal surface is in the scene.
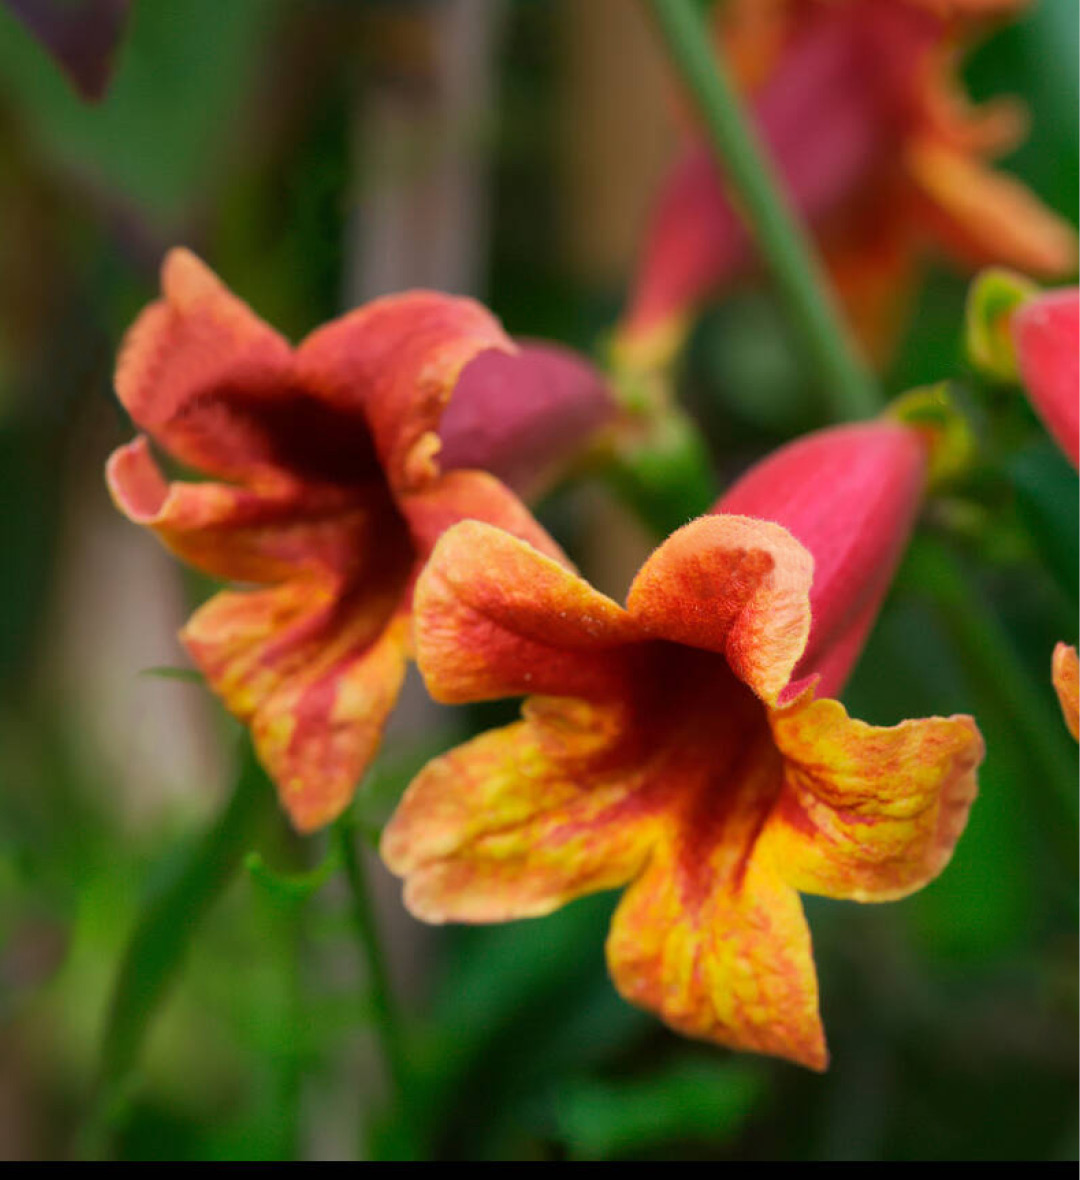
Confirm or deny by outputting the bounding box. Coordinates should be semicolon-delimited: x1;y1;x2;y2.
413;520;637;704
762;695;983;901
402;470;568;568
626;514;813;705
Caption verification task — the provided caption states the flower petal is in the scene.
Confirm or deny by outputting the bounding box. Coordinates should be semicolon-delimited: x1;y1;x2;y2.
412;519;637;704
1052;643;1079;742
106;436;400;584
402;470;569;567
114;249;309;484
762;695;983;902
1012;288;1080;469
619;5;881;365
252;613;411;833
381;700;661;922
605;734;827;1070
717;422;927;695
907;140;1079;279
295;291;513;495
626;514;813;705
186;587;411;833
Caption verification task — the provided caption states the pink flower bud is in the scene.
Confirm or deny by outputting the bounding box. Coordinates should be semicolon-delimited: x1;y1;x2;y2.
717;421;927;697
437;341;617;498
1012;288;1079;469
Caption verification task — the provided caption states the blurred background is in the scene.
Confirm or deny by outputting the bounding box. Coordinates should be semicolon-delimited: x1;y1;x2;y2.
0;0;1076;1161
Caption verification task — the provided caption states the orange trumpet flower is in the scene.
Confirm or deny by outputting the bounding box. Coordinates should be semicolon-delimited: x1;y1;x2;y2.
106;250;612;832
383;420;983;1068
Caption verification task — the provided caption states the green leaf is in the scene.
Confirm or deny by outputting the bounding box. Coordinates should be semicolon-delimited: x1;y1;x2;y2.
86;739;273;1156
555;1058;766;1160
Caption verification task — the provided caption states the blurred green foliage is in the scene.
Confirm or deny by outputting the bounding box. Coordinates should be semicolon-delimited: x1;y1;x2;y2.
0;0;1075;1162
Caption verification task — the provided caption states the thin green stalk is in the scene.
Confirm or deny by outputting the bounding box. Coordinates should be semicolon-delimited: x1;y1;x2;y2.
334;821;419;1158
644;0;879;420
82;738;272;1157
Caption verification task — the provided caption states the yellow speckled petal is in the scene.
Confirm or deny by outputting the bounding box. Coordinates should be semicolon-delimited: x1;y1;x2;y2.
607;800;827;1070
381;696;661;923
251;612;410;833
1052;643;1079;742
183;575;411;834
762;694;983;902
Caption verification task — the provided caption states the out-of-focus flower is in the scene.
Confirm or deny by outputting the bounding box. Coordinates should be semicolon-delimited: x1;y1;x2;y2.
382;420;983;1068
616;0;1077;370
1052;644;1079;742
106;249;612;832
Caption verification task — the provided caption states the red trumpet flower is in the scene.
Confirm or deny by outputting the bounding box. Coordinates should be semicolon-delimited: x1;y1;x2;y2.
106;250;612;832
617;0;1076;370
382;419;983;1068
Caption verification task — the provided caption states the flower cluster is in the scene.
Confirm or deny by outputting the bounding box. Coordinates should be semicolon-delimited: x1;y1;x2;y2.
105;0;1080;1072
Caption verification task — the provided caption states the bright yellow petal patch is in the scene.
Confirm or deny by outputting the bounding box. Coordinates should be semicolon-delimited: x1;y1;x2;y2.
762;695;983;902
605;730;827;1070
381;697;660;923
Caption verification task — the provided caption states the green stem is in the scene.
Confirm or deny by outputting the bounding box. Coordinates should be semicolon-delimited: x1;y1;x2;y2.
83;738;272;1157
334;821;418;1157
643;0;879;420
